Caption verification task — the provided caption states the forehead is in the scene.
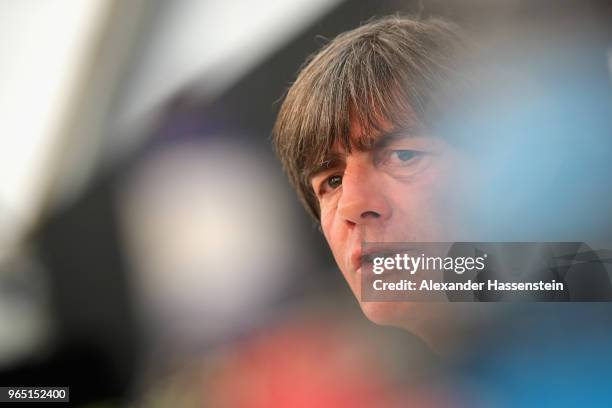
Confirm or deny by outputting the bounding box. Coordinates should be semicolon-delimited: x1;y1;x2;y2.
332;116;393;151
333;118;422;154
345;118;386;150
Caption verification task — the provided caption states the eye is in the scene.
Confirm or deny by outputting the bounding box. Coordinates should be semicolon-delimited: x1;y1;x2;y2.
388;150;421;165
319;174;342;196
327;175;342;189
376;148;432;177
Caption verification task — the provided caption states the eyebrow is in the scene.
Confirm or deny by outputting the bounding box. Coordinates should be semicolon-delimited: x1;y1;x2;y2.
370;129;415;150
306;152;346;181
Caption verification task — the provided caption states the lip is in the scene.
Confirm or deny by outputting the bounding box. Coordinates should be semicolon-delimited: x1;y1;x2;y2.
350;244;424;277
350;245;384;273
350;247;364;273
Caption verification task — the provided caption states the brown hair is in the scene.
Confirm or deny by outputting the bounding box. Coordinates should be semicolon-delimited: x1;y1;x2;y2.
273;15;470;220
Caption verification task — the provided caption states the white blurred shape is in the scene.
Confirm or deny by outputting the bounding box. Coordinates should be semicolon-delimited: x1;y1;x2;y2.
0;0;112;261
119;139;296;343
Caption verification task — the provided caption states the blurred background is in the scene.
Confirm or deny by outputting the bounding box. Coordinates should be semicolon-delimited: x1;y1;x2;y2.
0;0;611;406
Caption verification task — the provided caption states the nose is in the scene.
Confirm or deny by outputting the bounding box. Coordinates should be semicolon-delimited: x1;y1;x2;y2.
337;156;392;226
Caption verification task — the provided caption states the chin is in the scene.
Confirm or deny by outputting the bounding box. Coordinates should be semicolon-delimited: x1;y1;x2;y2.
359;301;414;327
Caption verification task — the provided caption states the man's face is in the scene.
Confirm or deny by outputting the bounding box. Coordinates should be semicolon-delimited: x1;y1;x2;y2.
310;120;472;332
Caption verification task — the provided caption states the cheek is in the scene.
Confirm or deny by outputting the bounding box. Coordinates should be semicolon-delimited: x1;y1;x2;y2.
319;195;340;240
320;208;340;257
319;198;350;267
385;161;463;238
385;176;438;213
425;155;470;216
